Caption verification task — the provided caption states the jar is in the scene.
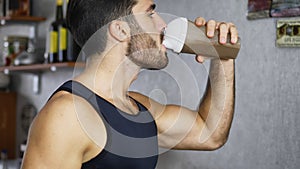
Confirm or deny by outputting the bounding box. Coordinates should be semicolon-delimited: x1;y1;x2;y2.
2;36;28;66
6;0;31;16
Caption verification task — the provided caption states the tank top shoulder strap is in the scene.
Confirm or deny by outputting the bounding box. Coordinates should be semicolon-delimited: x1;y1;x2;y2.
50;80;101;113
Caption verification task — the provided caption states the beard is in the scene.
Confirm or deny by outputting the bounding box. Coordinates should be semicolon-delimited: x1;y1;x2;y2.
126;18;168;70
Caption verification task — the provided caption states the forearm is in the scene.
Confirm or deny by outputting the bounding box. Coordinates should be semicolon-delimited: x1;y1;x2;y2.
198;59;235;146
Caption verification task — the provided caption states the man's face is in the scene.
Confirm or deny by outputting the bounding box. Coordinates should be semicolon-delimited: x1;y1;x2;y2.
126;0;168;69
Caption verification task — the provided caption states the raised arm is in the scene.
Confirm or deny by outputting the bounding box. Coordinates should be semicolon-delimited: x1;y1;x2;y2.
195;19;237;147
196;59;235;149
130;59;235;151
129;19;237;151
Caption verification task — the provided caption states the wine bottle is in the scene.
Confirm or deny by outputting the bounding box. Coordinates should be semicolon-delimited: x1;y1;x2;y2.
48;19;58;63
48;0;67;63
48;2;59;63
67;33;81;62
57;0;67;62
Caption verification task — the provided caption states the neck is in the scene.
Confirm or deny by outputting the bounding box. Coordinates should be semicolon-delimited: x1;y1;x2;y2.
74;48;141;113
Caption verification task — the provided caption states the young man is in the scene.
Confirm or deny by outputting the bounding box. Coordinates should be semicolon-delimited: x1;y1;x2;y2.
21;0;239;168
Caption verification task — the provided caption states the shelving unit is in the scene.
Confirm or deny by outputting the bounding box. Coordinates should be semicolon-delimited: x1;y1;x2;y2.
0;15;45;94
0;62;85;74
0;16;46;25
0;62;85;94
0;16;85;94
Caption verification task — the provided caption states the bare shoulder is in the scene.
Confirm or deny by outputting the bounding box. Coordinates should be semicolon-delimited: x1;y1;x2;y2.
22;91;106;168
29;92;88;148
128;91;166;118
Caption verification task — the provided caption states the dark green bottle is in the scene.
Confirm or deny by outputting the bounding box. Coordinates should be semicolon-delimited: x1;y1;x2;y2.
57;0;68;62
48;0;67;63
48;19;58;63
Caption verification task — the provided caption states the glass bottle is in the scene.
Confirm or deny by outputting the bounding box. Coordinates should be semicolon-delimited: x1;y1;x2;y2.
48;0;68;63
1;150;8;169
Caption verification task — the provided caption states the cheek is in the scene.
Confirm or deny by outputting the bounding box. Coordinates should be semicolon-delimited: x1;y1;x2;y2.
135;15;158;34
152;14;167;32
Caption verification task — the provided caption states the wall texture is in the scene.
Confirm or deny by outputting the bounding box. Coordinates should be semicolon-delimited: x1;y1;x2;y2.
154;0;300;169
3;0;299;169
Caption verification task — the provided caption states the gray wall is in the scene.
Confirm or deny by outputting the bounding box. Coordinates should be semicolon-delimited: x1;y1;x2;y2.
3;0;299;169
155;0;300;169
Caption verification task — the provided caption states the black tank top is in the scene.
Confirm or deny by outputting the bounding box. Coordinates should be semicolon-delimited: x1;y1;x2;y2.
52;80;159;169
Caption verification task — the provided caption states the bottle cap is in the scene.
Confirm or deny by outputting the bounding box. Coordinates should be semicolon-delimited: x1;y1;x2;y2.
162;17;188;53
57;0;63;6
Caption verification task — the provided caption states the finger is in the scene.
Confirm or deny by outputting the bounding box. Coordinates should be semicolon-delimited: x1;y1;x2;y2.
215;22;222;29
206;20;217;37
218;22;229;44
194;17;206;26
229;24;238;44
195;55;205;63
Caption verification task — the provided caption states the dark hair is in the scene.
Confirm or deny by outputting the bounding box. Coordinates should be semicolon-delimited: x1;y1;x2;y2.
66;0;137;48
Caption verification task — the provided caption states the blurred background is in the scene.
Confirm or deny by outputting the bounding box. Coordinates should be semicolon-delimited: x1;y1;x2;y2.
0;0;299;169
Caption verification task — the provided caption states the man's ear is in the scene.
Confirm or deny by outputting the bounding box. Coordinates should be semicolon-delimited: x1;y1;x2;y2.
109;20;131;42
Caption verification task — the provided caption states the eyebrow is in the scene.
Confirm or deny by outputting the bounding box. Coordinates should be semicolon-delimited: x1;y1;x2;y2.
146;4;156;12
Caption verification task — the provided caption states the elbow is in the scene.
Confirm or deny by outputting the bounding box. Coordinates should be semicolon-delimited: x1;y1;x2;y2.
205;136;228;151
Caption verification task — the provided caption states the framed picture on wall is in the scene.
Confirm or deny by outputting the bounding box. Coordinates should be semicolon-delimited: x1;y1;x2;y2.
271;0;300;17
247;0;272;20
276;19;300;47
247;0;300;20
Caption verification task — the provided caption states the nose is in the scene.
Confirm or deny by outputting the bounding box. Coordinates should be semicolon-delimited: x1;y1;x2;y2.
153;13;167;33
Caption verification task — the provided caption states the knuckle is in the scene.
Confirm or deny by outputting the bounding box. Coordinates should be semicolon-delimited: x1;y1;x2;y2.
208;20;216;25
220;24;228;31
196;17;205;21
195;17;206;25
228;22;234;26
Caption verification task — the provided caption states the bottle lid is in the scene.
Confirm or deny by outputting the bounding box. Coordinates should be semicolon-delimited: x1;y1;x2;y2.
162;17;188;53
57;0;63;6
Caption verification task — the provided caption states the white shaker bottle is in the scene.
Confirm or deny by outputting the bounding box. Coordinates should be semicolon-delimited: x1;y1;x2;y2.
163;17;241;59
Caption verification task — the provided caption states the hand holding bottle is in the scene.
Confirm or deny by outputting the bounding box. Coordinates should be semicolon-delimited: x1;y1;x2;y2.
163;17;241;62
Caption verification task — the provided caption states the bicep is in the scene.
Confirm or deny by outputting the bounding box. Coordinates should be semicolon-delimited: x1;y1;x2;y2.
156;105;210;150
129;92;211;150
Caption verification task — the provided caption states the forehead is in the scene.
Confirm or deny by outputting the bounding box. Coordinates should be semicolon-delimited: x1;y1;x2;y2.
132;0;155;13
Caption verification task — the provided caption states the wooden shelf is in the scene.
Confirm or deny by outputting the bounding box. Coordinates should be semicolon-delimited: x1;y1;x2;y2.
0;62;85;74
0;16;46;25
0;62;85;94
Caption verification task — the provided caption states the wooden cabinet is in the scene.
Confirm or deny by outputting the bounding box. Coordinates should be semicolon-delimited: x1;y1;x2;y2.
0;92;17;159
